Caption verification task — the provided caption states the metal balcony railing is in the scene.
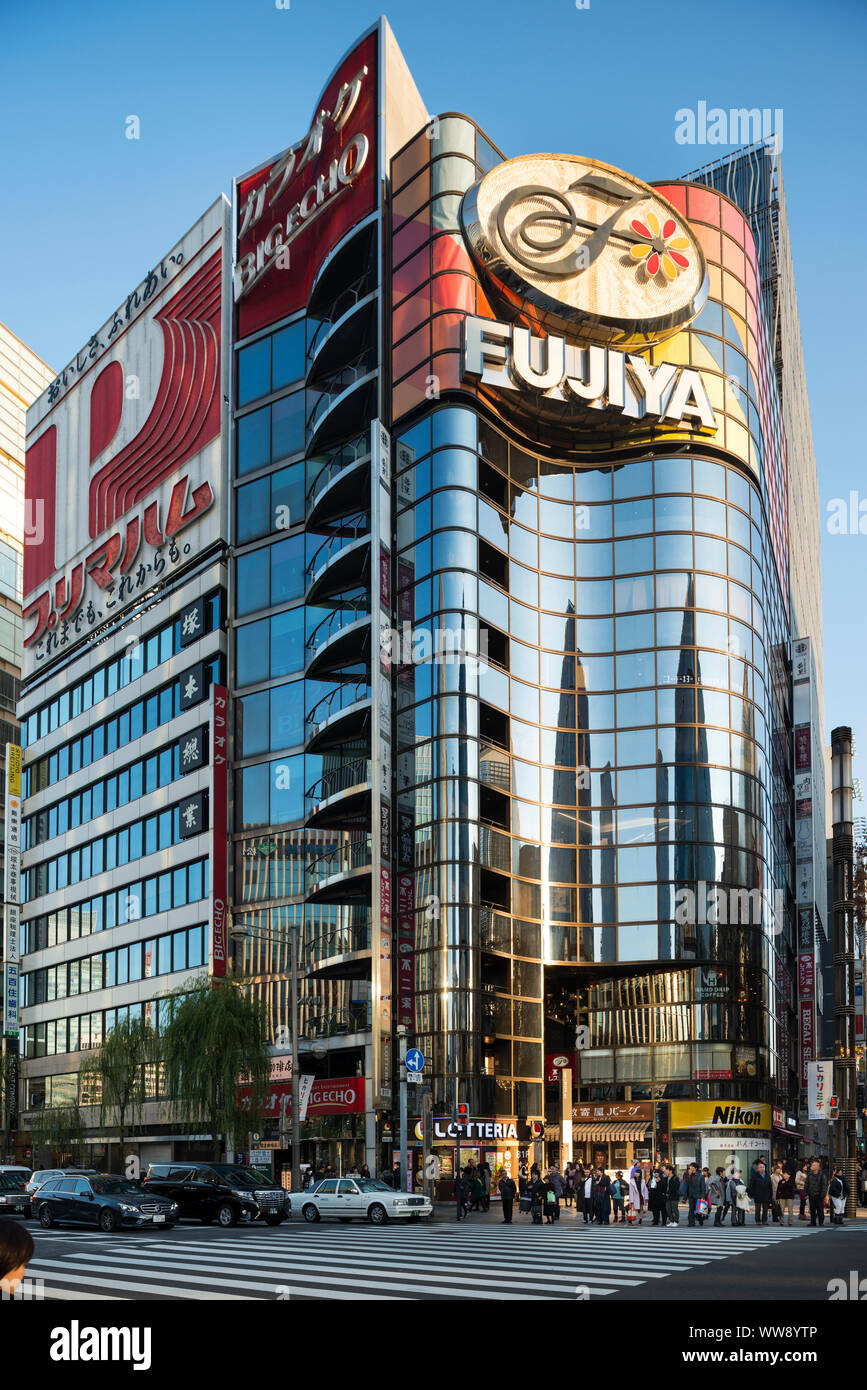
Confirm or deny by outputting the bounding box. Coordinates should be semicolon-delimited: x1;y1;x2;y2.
305;434;369;509
305;833;373;891
305;757;373;810
305;681;371;736
305;349;377;440
300;921;372;968
305;597;369;659
306;273;375;361
305;513;370;581
302;1002;372;1036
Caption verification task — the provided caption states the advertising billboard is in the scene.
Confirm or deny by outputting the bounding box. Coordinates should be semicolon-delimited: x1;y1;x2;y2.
233;30;377;339
3;743;21;1039
22;198;230;677
807;1059;832;1121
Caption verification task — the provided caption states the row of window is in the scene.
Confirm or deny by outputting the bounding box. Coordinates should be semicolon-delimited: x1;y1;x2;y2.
21;994;190;1060
24;732;205;848
20;593;221;750
236;319;306;408
22;794;206;903
21;858;209;946
237;388;306;478
22;658;221;799
22;923;207;1007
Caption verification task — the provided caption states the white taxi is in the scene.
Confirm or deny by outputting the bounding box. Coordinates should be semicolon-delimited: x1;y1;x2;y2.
301;1177;432;1225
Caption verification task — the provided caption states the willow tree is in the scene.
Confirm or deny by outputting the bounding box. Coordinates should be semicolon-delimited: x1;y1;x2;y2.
79;1015;157;1171
161;975;271;1161
30;1103;86;1167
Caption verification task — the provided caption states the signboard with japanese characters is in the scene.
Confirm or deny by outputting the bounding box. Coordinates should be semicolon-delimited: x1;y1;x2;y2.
3;744;21;1039
233;31;377;337
209;685;229;978
22;198;230;676
178;792;205;840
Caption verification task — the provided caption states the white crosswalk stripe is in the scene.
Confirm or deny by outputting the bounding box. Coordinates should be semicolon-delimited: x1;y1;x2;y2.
26;1219;824;1301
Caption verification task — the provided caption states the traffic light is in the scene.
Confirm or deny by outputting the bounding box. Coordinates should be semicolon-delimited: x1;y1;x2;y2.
829;1095;839;1118
454;1102;470;1127
530;1120;544;1139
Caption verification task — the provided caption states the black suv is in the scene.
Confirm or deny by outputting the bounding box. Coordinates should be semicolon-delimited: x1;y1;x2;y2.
143;1163;259;1227
207;1165;291;1225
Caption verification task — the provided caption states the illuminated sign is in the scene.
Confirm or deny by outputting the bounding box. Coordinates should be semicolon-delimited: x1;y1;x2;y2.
669;1101;772;1130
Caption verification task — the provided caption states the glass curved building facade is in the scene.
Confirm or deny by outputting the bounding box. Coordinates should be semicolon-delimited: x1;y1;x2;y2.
226;22;808;1178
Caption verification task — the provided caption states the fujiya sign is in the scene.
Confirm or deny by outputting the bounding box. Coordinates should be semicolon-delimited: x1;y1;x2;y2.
463;314;716;430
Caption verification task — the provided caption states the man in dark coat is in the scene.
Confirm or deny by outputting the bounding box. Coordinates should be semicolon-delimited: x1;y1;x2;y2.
665;1164;681;1225
498;1172;517;1224
748;1159;773;1224
681;1162;707;1227
805;1159;828;1226
647;1165;667;1226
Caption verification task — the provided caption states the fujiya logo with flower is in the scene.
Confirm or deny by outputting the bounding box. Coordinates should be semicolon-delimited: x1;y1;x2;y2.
629;212;691;280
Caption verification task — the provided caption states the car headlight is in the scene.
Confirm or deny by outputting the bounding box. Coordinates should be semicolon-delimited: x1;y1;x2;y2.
170;1201;179;1211
232;1190;247;1200
118;1203;139;1213
0;1196;7;1205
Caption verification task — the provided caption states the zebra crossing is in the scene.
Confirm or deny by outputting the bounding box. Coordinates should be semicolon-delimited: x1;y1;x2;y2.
25;1219;824;1301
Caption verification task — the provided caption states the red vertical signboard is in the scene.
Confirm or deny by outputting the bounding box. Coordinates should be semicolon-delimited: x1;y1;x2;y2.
210;685;229;976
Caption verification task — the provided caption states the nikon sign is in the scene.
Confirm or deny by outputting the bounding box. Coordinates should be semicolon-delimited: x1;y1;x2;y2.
670;1101;772;1131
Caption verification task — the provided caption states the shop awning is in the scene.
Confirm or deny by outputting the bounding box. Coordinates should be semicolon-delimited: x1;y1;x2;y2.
572;1122;650;1141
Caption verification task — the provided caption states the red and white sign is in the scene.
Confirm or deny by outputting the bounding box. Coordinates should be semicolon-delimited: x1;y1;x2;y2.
23;199;229;675
210;685;229;978
800;1000;815;1089
238;1075;365;1118
545;1052;577;1083
695;1069;733;1080
233;32;377;338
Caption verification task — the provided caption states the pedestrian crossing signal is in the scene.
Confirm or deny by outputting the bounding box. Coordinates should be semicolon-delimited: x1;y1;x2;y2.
454;1103;470;1127
829;1095;839;1117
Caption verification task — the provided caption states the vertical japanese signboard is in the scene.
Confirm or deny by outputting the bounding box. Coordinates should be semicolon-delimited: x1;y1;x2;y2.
3;744;21;1038
209;687;228;977
371;420;394;1108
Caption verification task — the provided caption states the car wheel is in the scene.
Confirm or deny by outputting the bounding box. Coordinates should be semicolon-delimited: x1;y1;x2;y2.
99;1208;119;1233
264;1215;284;1226
38;1205;54;1229
368;1203;388;1226
302;1204;320;1223
216;1203;238;1228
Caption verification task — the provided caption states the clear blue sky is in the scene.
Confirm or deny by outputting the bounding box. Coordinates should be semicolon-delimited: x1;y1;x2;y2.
2;0;865;790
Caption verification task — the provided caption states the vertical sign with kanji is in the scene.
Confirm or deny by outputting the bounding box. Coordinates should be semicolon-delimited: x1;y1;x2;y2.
3;745;21;1038
209;687;228;977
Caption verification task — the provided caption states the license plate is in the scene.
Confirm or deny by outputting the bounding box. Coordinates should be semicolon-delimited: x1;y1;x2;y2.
152;1214;166;1223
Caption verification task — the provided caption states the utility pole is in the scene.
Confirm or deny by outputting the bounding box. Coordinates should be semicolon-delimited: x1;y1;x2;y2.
831;727;858;1217
290;923;301;1201
420;1085;433;1199
397;1024;408;1192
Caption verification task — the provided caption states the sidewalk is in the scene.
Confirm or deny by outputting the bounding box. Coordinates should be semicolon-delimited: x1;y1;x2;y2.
428;1200;867;1227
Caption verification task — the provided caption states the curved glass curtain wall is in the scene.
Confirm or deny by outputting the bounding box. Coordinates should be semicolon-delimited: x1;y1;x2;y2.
394;404;792;1114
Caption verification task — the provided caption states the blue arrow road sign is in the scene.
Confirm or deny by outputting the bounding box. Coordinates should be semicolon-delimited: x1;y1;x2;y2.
405;1048;425;1073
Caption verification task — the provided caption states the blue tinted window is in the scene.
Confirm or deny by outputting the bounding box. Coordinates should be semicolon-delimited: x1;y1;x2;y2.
236;550;270;617
239;691;270;758
237;763;270;829
236;618;270;687
236;477;270;544
271;391;305;461
270;608;304;678
238;338;271;406
270;681;303;750
270;534;304;605
272;321;306;390
272;462;304;531
238;406;270;476
270;754;303;824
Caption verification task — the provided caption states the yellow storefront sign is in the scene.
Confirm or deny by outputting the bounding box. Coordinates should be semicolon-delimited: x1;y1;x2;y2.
670;1101;772;1130
6;743;21;798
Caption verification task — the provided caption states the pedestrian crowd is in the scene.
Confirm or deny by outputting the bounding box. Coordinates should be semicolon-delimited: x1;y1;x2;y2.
450;1154;860;1228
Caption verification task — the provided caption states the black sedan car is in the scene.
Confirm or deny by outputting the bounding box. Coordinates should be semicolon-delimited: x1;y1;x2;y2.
32;1173;178;1232
0;1172;30;1217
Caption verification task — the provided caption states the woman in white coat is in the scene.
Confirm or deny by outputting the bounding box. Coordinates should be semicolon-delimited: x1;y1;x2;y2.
629;1162;648;1223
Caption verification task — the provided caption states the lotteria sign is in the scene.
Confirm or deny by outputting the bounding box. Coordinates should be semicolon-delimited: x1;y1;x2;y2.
413;1118;521;1142
669;1101;772;1130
